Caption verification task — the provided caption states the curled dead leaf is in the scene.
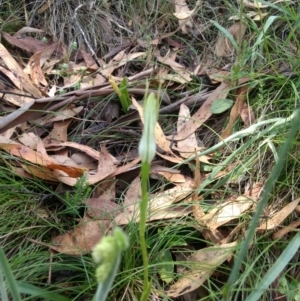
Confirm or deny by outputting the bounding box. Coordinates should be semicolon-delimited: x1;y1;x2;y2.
51;217;111;255
257;198;300;231
166;242;237;297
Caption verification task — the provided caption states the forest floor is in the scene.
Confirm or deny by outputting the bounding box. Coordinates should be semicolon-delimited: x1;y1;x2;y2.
0;1;300;300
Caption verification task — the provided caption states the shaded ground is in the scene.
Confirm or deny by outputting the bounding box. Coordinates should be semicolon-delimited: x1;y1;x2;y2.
1;1;300;300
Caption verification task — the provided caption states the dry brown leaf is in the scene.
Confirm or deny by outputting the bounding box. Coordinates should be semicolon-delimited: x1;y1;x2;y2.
240;103;255;127
170;82;231;141
11;166;36;180
156;152;184;164
24;43;60;87
18;132;40;149
100;51;145;77
82;73;106;87
71;153;98;170
115;181;193;225
0;66;35;106
85;197;120;219
114;176;142;225
131;97;174;156
192;155;223;244
202;196;254;230
177;104;200;158
171;146;210;163
115;205;192;225
47;141;105;161
43;120;72;148
1;31;54;54
37;0;54;13
0;86;164;133
243;0;268;8
272;220;300;240
80;48;97;67
48;164;87;178
0;136;52;166
222;221;248;244
152;183;193;207
229;11;269;21
200;181;263;230
13;27;44;38
244;181;264;198
192;155;206;229
21;164;59;181
0;43;42;98
150;169;187;184
51;217;111;255
110;157;141;177
0;126;16;139
215;22;246;57
154;51;192;83
257;198;300;231
159;73;192;84
54;145;117;186
50;155;82;168
166;242;237;297
173;0;201;34
123;176;142;207
0;136;87;179
209;70;231;83
148;206;192;222
221;85;248;139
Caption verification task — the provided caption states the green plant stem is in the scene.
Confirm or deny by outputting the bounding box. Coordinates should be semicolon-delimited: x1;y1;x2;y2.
176;113;296;167
222;106;300;299
233;0;244;86
0;266;9;301
139;161;152;301
0;248;22;301
245;232;300;301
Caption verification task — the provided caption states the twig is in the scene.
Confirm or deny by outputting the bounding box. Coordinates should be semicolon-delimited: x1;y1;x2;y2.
0;90;37;99
103;42;133;60
159;90;210;114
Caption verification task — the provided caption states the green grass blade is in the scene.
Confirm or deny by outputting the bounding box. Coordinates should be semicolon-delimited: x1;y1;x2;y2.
245;233;300;301
0;248;22;301
17;282;71;301
210;20;238;51
257;0;292;16
119;78;131;112
222;106;300;299
0;263;9;301
283;15;300;46
253;16;279;47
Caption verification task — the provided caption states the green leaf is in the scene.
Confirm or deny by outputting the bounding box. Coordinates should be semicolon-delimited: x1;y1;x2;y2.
168;236;187;247
157;230;187;247
157;250;174;284
0;248;21;301
119;78;131;112
253;16;279;47
17;282;71;301
211;99;233;114
245;233;300;301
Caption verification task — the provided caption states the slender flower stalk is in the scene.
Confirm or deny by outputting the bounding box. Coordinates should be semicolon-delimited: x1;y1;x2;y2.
138;92;158;301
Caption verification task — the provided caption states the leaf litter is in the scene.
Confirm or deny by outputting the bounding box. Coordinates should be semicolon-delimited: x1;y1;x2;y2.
0;3;298;298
